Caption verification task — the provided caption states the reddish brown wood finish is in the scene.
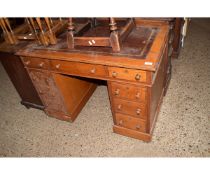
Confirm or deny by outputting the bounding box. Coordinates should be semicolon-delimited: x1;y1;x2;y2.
115;113;146;132
66;18;135;52
113;98;147;120
27;68;97;122
17;20;171;141
109;82;147;103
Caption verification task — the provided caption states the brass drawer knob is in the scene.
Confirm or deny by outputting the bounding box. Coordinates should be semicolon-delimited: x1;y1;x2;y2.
135;92;140;99
31;75;36;81
55;64;60;69
112;71;117;78
39;62;44;68
114;89;120;96
45;79;50;85
117;104;122;110
136;125;141;130
135;74;141;81
25;61;30;65
90;68;96;74
119;120;123;125
136;108;141;115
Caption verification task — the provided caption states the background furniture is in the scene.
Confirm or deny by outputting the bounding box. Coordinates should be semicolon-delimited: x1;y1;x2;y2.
0;48;44;109
0;19;44;109
0;18;92;110
172;18;184;58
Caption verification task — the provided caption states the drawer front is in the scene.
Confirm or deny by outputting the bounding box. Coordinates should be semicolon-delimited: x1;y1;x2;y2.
22;57;50;70
113;98;147;119
108;67;147;83
110;82;147;102
51;60;107;78
115;113;146;132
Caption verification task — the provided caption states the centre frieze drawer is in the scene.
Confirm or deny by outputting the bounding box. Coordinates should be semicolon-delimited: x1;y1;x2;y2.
51;60;107;78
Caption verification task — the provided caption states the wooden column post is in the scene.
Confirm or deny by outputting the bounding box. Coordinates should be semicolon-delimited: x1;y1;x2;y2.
67;18;75;49
109;18;121;52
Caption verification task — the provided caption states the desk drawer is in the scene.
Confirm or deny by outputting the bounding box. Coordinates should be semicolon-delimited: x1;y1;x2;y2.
113;98;147;119
115;113;146;133
22;57;50;70
108;67;147;83
51;60;107;78
110;82;147;102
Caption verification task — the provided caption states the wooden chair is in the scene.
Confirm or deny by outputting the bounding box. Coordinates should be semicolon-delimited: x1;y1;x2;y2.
0;18;67;46
67;18;135;52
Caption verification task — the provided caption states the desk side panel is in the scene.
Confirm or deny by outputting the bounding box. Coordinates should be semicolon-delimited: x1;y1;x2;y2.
0;52;44;109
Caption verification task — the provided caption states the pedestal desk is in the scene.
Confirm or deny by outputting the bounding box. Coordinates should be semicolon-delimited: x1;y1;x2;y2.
17;20;170;142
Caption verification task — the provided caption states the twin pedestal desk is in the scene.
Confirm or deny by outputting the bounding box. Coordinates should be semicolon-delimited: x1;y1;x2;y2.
17;20;171;142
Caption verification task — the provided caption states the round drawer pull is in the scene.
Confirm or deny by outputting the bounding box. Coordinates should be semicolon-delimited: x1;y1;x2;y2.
55;64;60;69
25;61;30;65
136;108;141;115
90;68;96;74
51;92;55;97
31;75;36;81
136;125;141;130
112;71;117;78
135;74;141;81
39;62;44;68
45;79;50;85
117;104;122;110
119;120;123;125
135;92;140;99
114;89;120;95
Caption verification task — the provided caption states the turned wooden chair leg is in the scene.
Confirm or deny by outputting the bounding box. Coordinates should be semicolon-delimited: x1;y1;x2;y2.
36;18;49;46
67;18;75;49
109;18;121;52
45;18;57;45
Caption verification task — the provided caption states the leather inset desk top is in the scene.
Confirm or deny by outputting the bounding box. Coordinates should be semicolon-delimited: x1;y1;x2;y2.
32;26;158;59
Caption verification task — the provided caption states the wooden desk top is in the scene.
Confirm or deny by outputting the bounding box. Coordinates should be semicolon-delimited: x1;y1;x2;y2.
17;21;169;72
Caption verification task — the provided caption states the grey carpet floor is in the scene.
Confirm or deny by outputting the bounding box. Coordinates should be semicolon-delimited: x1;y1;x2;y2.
0;19;209;157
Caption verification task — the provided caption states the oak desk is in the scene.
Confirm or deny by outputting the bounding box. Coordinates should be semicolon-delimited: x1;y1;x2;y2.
17;20;170;142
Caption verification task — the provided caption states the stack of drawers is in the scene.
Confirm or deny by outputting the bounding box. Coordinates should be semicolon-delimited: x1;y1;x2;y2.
107;44;167;141
29;70;68;118
22;56;69;120
108;82;148;133
106;66;152;141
